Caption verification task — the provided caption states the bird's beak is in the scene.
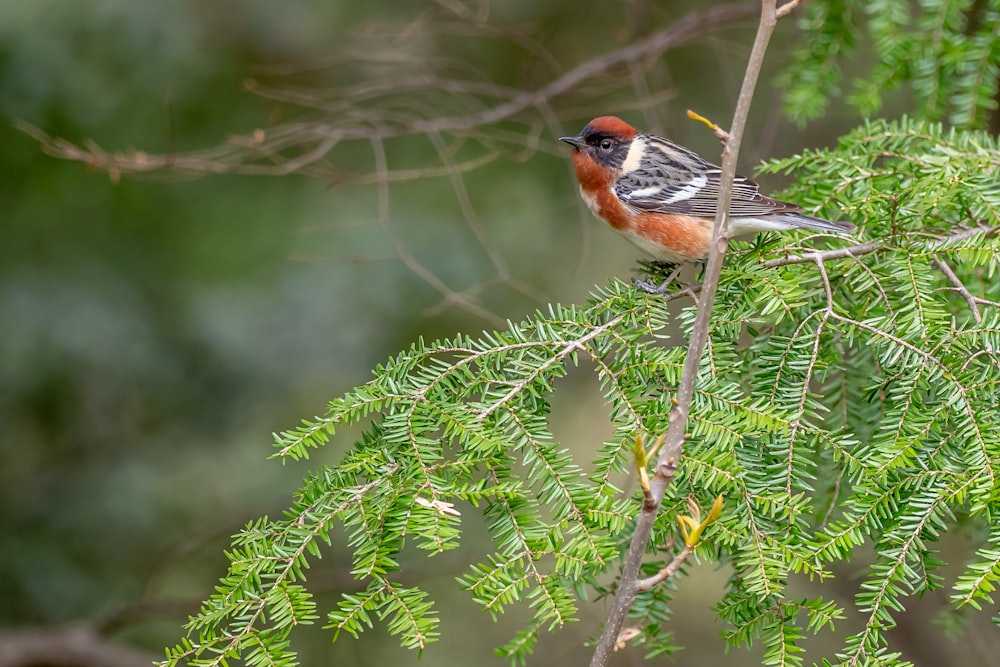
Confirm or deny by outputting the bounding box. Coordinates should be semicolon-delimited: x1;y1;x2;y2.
559;135;587;150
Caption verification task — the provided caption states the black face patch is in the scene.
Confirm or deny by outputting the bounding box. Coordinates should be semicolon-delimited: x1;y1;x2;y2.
579;127;630;170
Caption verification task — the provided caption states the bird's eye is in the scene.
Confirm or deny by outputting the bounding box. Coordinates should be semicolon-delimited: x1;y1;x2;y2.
599;139;614;151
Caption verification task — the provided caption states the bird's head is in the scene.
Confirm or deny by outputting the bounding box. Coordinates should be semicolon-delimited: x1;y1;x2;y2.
559;116;638;171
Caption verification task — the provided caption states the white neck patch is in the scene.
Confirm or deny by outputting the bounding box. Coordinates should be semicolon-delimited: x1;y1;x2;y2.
619;136;646;174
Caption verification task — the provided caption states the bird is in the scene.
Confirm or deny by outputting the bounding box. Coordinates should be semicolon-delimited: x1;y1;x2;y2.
559;116;854;264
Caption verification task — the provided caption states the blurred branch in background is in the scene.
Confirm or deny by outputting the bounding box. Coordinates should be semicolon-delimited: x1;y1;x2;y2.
0;626;153;667
15;1;757;326
17;2;758;179
0;600;209;667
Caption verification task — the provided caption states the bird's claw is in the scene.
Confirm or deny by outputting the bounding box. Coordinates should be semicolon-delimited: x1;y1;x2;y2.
635;278;674;294
635;263;685;295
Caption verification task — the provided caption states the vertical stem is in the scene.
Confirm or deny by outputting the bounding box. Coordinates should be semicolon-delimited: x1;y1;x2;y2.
587;2;782;665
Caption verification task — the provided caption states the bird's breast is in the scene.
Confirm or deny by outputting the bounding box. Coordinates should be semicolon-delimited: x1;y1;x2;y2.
577;184;635;231
577;183;711;261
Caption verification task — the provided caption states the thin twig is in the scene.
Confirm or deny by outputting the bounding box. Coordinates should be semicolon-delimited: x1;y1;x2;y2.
762;224;998;268
634;544;695;592
776;0;803;17
931;253;982;323
762;240;884;268
587;2;790;664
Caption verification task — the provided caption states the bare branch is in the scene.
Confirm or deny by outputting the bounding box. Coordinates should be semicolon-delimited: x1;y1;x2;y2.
931;253;982;323
763;224;999;269
776;0;803;18
763;240;885;268
634;544;694;592
16;2;758;179
15;1;761;328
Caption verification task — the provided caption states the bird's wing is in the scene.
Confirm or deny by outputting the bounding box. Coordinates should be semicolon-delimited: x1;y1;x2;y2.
616;168;802;218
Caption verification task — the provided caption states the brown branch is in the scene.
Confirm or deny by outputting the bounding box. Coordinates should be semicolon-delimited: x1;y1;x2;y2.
0;626;154;667
661;224;999;321
763;224;1000;269
634;544;694;592
929;223;999;244
776;0;803;17
931;253;983;323
762;240;885;268
587;2;791;664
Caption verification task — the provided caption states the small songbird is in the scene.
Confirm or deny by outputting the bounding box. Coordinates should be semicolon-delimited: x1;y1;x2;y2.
560;116;854;264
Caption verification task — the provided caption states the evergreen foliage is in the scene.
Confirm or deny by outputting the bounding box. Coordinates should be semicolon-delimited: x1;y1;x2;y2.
162;119;1000;666
782;0;1000;128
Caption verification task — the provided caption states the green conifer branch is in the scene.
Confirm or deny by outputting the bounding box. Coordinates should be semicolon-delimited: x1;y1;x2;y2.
162;117;1000;667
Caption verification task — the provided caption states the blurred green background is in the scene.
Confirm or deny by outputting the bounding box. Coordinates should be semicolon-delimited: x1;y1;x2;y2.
2;1;984;665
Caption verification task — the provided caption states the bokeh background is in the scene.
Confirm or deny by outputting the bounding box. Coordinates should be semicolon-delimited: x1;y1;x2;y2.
2;1;988;665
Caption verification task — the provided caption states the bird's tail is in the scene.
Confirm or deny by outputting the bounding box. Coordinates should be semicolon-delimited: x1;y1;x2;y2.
773;212;856;234
729;212;856;237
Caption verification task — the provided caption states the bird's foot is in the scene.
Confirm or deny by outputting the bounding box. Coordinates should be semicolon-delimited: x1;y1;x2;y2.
635;263;685;294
